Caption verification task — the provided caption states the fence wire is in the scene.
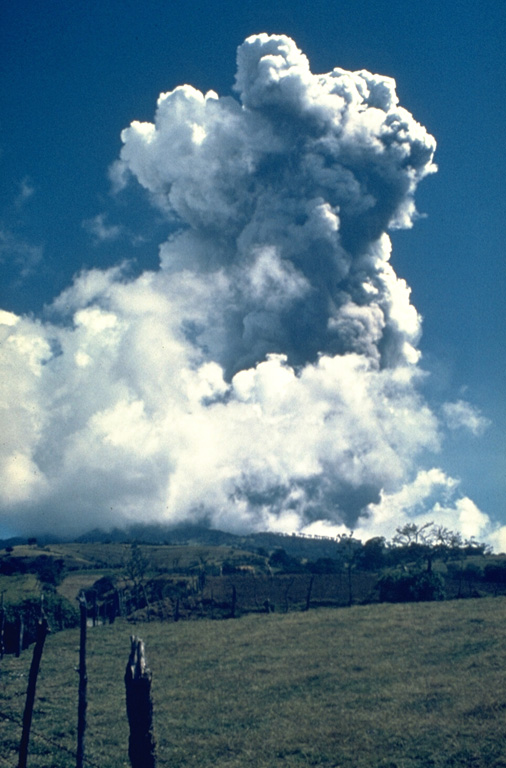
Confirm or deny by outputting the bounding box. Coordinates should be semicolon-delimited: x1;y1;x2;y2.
0;708;102;768
0;707;172;768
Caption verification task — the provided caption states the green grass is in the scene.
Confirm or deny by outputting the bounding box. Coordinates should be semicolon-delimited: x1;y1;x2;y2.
0;573;40;606
56;571;113;603
46;542;264;571
1;598;506;768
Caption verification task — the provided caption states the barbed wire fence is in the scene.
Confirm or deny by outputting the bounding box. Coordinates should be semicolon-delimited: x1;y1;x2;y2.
1;704;176;768
0;708;102;768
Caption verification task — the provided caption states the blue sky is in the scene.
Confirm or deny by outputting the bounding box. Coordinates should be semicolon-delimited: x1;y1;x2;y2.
0;0;504;543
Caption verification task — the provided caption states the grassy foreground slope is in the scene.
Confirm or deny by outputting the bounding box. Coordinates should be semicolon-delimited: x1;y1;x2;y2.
1;598;506;768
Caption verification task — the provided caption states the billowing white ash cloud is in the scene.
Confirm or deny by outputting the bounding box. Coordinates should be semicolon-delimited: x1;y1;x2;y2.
113;33;435;375
0;34;499;545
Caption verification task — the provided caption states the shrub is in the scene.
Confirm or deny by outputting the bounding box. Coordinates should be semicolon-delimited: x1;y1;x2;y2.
307;557;341;574
89;574;118;597
3;592;79;653
268;549;306;573
222;560;239;574
377;569;445;603
33;555;65;586
484;561;506;585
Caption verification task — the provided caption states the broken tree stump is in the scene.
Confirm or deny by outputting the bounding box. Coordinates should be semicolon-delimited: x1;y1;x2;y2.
125;636;157;768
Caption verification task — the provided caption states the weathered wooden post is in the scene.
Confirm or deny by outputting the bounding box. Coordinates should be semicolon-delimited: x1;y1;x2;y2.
125;636;157;768
230;585;237;618
0;591;5;659
16;612;24;657
92;591;98;627
283;577;294;613
304;575;315;612
18;617;49;768
76;593;87;768
116;588;124;617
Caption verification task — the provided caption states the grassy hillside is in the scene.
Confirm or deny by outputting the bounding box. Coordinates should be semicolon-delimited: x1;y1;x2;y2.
0;573;40;605
0;541;268;605
1;597;505;767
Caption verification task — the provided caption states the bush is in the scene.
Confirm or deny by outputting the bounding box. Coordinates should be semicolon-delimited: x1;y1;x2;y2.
484;561;506;585
222;560;239;575
359;537;386;571
88;574;118;598
377;570;445;603
268;549;306;573
307;557;341;574
3;592;79;653
0;557;27;575
33;555;65;586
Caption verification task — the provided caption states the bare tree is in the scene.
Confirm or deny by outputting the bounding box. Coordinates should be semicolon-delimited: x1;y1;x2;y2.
125;544;151;615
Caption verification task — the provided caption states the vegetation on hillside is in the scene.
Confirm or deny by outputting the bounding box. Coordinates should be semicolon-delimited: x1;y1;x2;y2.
1;523;505;650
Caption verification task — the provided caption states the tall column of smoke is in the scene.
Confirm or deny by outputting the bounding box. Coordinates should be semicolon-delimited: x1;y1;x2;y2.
0;34;495;544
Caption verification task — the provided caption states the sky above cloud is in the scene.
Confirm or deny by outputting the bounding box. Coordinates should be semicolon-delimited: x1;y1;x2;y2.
0;2;504;548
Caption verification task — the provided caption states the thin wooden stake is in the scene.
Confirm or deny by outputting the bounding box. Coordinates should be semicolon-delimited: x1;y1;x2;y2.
0;591;5;660
76;593;87;768
305;575;315;612
18;617;49;768
16;613;24;657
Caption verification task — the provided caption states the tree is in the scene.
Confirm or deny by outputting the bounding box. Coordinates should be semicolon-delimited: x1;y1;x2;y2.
391;522;435;570
125;544;149;585
268;549;305;573
391;523;473;573
125;545;151;614
33;555;65;586
483;561;506;592
386;522;490;602
359;537;386;571
336;534;363;606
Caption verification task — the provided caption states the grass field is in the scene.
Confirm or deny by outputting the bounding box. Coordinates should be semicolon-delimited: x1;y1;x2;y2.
47;542;264;572
0;573;40;605
1;597;505;768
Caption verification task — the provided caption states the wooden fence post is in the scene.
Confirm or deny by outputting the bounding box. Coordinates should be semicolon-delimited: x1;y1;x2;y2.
16;613;24;657
304;575;315;612
18;617;49;768
283;577;294;613
0;591;5;660
92;592;97;627
230;585;237;618
76;593;87;768
125;636;157;768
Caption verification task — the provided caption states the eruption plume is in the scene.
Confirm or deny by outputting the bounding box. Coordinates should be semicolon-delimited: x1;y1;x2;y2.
0;34;495;544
